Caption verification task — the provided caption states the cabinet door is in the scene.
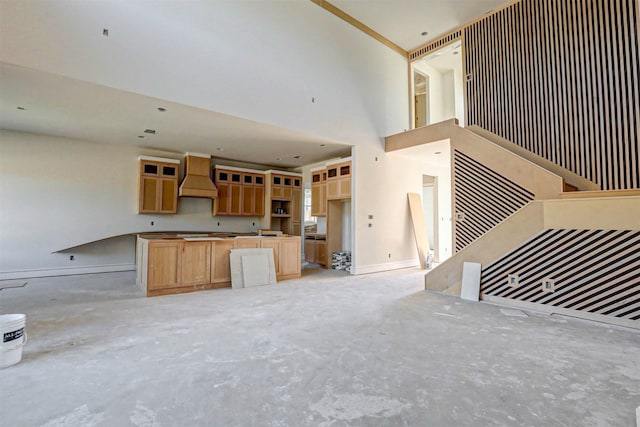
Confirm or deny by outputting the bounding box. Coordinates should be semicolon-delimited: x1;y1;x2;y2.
242;185;254;216
181;242;211;286
229;184;242;215
304;239;316;263
311;184;321;216
292;222;301;237
339;177;351;199
279;238;301;276
139;177;158;213
320;184;327;216
216;183;230;215
292;188;301;222
211;240;235;283
260;239;280;276
254;186;265;216
316;241;327;266
148;242;182;290
159;178;178;213
326;180;340;200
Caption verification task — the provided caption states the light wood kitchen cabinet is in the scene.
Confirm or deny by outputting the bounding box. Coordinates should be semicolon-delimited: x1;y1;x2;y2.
260;237;301;278
181;241;211;286
271;174;293;200
311;168;327;217
138;157;179;214
211;240;235;283
147;241;182;290
304;235;326;266
137;235;302;296
304;239;316;263
316;240;327;266
278;237;302;277
326;160;351;200
213;168;265;217
264;171;302;236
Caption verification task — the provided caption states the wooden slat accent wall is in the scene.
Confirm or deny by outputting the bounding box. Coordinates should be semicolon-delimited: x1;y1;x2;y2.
464;0;640;190
481;229;640;320
453;150;534;252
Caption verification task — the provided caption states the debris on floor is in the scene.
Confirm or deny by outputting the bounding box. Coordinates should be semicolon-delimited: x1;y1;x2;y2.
500;308;529;318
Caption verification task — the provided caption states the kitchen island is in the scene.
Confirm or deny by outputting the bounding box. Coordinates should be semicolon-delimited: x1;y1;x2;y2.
136;233;301;297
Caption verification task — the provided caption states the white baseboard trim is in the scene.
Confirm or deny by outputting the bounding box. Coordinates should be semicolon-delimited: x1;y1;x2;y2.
351;259;420;275
0;263;136;280
482;295;639;331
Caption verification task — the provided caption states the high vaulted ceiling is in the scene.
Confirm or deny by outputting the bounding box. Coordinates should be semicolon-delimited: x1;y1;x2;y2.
0;0;512;168
330;0;512;51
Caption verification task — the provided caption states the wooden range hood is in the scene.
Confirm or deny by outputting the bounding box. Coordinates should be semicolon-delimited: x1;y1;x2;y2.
178;153;218;198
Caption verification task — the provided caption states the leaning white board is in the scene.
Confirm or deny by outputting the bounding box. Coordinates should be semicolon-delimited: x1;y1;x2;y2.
460;262;482;302
230;248;276;289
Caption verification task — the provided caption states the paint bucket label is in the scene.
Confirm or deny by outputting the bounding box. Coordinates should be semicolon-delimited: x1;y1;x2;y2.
3;328;24;343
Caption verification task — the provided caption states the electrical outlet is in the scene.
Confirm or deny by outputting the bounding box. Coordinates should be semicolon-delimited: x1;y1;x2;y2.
508;273;519;287
388;253;391;258
150;221;154;226
368;214;374;220
368;223;372;228
69;255;74;261
541;278;555;293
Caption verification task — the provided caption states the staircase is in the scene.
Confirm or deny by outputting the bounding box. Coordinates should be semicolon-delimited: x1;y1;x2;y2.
385;121;640;328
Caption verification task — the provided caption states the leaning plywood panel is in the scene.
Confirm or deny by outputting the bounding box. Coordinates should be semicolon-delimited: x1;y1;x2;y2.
407;193;430;269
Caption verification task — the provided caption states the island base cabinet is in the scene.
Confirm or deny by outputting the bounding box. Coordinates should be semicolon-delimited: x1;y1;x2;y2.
138;236;301;297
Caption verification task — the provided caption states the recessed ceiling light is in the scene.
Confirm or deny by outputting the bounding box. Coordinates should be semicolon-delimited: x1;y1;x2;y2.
144;129;156;134
216;147;224;151
421;31;428;36
157;107;166;112
434;151;442;155
16;106;26;110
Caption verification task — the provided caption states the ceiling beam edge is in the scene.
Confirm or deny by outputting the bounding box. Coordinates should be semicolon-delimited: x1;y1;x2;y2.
310;0;408;58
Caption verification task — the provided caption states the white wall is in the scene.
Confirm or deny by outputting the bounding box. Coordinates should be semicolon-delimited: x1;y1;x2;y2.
0;130;261;279
0;1;420;278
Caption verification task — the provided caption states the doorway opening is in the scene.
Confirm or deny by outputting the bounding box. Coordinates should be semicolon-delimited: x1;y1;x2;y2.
411;40;464;129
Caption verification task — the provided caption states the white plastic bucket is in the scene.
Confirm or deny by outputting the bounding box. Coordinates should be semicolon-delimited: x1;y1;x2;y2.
0;314;27;368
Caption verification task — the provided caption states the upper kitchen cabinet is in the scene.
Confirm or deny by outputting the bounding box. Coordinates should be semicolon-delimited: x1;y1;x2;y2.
326;159;351;200
263;170;302;235
311;167;327;217
138;156;180;214
212;166;265;217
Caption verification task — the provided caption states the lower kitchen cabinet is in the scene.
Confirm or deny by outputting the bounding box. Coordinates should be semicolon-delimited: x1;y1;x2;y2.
304;235;326;266
147;241;182;291
181;241;211;286
211;240;235;284
137;235;301;296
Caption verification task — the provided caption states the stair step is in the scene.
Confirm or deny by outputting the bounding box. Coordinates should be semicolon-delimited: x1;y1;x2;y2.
559;189;640;199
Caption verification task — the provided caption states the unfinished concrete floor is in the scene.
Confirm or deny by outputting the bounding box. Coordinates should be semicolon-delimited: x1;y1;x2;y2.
0;267;638;426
